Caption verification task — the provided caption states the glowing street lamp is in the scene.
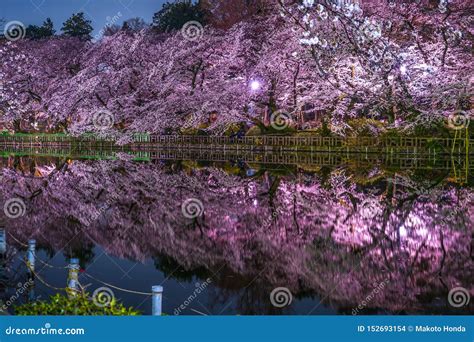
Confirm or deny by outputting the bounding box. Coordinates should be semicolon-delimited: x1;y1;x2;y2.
250;80;261;91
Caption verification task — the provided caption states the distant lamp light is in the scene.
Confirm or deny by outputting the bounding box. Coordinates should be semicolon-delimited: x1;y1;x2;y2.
250;80;261;91
246;169;256;177
400;65;407;74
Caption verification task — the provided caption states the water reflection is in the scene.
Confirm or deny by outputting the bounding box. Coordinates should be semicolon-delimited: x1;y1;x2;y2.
0;147;473;315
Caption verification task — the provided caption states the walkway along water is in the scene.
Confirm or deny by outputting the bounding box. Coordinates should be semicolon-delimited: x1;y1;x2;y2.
0;133;472;155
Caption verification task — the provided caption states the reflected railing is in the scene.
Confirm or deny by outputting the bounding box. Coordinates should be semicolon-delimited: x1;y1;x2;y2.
0;144;472;182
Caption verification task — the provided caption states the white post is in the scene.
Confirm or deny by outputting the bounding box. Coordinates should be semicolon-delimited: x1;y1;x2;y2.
27;239;36;272
28;279;36;301
67;258;80;296
152;285;163;316
0;229;6;255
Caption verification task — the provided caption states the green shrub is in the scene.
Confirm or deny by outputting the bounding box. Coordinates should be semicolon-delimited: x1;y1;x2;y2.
15;293;140;316
223;123;243;136
246;126;262;136
410;121;452;137
347;118;387;136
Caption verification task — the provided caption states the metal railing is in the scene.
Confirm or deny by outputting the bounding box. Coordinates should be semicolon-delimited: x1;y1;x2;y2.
0;134;471;154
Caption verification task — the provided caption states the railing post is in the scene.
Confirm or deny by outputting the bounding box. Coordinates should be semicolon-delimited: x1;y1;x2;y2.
152;285;163;316
27;239;36;273
0;228;6;255
67;258;80;296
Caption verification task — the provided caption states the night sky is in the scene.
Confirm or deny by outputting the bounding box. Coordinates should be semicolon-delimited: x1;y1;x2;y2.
1;0;166;36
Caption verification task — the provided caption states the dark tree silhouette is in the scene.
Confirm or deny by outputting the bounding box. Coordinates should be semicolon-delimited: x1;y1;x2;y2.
200;0;267;29
103;24;121;37
61;12;93;40
26;18;55;40
153;0;206;32
122;17;148;32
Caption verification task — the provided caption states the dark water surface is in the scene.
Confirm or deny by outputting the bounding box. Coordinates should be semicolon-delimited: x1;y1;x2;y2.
0;150;473;315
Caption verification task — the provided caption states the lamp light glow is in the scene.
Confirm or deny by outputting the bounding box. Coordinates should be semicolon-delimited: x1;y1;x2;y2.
250;80;261;91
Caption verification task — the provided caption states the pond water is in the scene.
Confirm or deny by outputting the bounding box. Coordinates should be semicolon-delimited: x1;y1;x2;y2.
0;149;473;315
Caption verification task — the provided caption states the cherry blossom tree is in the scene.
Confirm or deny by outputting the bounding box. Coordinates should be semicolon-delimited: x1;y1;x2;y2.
277;0;473;132
1;1;472;135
